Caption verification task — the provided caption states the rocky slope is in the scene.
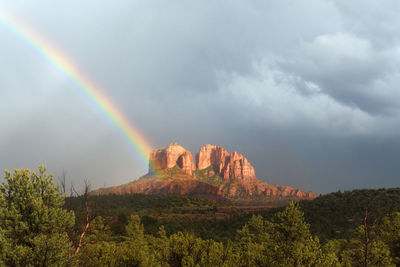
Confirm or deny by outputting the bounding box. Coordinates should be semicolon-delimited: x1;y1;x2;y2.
93;143;317;201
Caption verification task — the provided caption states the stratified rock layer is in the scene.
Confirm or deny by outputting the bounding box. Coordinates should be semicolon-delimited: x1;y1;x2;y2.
93;143;317;201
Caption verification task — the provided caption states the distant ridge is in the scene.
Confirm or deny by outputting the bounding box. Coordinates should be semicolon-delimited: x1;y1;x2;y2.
93;143;317;203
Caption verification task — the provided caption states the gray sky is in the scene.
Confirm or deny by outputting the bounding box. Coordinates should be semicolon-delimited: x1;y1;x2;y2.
1;0;400;194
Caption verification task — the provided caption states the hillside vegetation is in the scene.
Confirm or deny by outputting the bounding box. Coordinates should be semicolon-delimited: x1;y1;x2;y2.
2;167;400;266
70;188;400;244
299;188;400;242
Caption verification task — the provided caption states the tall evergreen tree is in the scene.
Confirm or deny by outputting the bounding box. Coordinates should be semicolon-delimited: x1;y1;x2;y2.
0;166;75;266
379;212;400;265
236;202;335;266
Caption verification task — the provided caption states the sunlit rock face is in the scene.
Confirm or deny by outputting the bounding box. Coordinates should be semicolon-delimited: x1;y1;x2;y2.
149;142;195;176
196;144;230;170
94;142;317;201
196;144;256;182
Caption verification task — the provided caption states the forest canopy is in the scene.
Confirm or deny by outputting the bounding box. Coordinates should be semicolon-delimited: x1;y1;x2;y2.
1;167;400;266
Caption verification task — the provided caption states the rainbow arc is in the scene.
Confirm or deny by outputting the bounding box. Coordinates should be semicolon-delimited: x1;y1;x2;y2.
0;8;154;171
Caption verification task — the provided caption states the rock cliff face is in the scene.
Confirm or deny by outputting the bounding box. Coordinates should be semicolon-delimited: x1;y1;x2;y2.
149;142;195;176
177;151;195;176
93;143;317;201
196;145;229;170
196;144;256;182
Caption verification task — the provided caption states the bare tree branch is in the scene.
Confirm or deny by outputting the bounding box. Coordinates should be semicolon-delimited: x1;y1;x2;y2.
74;179;97;255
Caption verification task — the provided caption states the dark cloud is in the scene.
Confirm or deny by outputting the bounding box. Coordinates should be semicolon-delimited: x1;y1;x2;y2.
1;0;400;193
280;32;400;115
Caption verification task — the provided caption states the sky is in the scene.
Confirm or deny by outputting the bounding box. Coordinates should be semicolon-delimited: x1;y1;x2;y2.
1;0;400;194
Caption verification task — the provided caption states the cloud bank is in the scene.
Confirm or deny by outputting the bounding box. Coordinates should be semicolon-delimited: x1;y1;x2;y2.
1;0;400;193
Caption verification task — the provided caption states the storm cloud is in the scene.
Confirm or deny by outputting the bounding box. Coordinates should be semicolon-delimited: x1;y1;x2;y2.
1;0;400;193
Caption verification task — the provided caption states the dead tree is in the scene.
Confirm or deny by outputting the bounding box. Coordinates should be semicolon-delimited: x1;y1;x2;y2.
74;179;98;255
57;173;99;255
58;169;67;194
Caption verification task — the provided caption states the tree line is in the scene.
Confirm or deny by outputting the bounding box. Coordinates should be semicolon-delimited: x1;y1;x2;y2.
1;166;400;266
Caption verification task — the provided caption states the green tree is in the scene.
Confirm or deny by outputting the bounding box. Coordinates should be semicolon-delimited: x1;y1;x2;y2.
236;202;334;266
78;241;119;267
235;214;274;266
324;226;394;266
150;226;170;265
77;216;118;267
0;166;75;266
161;231;236;267
380;212;400;264
272;202;327;266
117;214;158;266
78;215;159;267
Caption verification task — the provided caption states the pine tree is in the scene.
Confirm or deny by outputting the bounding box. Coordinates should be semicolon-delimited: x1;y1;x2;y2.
236;202;334;266
117;214;158;266
380;212;400;264
0;166;75;266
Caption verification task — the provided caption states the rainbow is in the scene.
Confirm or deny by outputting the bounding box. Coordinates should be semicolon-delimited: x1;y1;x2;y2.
0;9;154;171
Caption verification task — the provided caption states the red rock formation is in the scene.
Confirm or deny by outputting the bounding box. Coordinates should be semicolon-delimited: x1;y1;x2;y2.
196;144;230;170
177;151;196;176
149;142;195;176
92;170;226;202
194;144;315;198
196;145;256;182
93;143;317;202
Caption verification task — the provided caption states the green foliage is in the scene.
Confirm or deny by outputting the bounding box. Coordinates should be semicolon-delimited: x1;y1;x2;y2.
380;212;400;264
142;165;189;181
67;193;234;239
323;226;394;266
149;231;237;267
77;241;119;267
78;215;158;266
0;166;75;266
68;193;218;216
4;165;400;266
84;216;113;243
193;166;225;186
67;188;400;245
298;188;400;242
120;215;158;266
236;202;333;266
78;214;236;267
